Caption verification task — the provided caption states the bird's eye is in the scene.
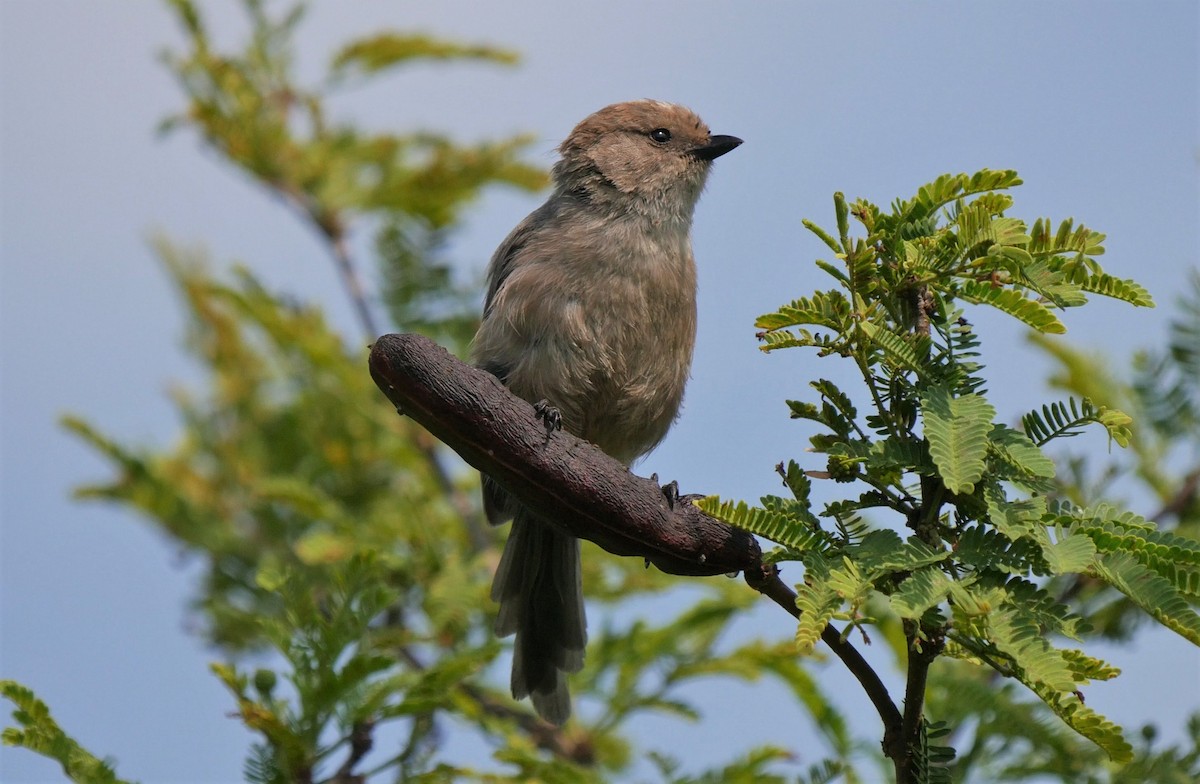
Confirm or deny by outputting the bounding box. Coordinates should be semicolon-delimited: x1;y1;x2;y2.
649;128;672;144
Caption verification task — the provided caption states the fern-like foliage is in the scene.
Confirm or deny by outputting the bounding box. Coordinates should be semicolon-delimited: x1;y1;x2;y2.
921;385;996;494
719;169;1175;773
913;720;956;784
793;554;868;655
987;424;1056;481
987;606;1077;692
958;280;1066;333
756;290;853;333
851;529;949;573
1090;552;1200;645
1133;270;1200;436
698;496;831;554
1029;682;1135;763
890;567;961;620
1;681;134;784
1021;396;1133;447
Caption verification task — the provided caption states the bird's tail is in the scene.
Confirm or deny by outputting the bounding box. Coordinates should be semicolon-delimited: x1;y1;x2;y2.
491;510;586;725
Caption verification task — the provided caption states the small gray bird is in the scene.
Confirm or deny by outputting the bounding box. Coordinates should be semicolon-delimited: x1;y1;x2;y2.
472;100;741;724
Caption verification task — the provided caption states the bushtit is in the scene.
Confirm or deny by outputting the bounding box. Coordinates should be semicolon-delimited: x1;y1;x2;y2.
472;100;741;724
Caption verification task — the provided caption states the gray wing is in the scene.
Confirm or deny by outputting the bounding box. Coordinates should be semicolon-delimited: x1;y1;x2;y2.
482;199;557;319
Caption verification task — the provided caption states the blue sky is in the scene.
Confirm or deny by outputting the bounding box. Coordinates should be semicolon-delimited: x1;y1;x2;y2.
2;2;1197;781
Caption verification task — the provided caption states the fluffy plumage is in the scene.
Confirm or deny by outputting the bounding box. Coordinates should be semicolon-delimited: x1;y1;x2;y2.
473;100;740;723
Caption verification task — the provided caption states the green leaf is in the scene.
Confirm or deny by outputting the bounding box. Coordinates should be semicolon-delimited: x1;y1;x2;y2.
329;33;518;81
793;555;868;655
1060;649;1121;683
948;584;1008;620
1096;406;1134;447
1078;502;1158;531
915;719;956;784
955;205;1030;254
852;529;949;573
859;320;928;373
756;290;851;331
802;217;843;256
813;258;850;287
1004;577;1085;639
1028;684;1133;763
1076;272;1155;307
988;424;1056;479
834;191;851;250
988;606;1077;692
1029;217;1106;259
1020;396;1131;447
908;170;1023;217
985;482;1047;541
890;567;962;619
1091;551;1200;645
1;680;134;784
759;328;831;352
698;496;830;553
959;280;1066;333
761;494;823;534
1071;506;1200;598
869;436;935;474
1016;260;1090;307
921;385;996;494
811;378;858;424
1040;533;1097;574
954;525;1044;575
787;399;821;422
778;459;816;507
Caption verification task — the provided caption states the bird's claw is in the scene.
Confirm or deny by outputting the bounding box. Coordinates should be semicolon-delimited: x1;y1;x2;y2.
660;479;680;509
533;399;562;434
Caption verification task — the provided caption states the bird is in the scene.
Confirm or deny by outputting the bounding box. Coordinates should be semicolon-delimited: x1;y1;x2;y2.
471;99;741;724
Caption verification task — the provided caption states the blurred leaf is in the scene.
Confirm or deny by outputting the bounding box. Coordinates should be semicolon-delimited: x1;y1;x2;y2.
330;32;519;81
1;681;135;784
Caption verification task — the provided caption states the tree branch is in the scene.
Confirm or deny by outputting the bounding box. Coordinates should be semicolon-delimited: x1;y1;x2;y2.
1151;465;1200;523
329;718;374;784
274;182;490;547
888;621;945;784
329;230;381;341
368;333;761;576
367;333;900;733
743;564;902;734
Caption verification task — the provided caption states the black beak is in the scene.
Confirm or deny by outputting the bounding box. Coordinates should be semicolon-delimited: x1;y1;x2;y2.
691;134;743;161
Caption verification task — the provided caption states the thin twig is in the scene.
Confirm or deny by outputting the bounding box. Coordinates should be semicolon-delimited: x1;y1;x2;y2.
312;212;488;545
329;232;381;340
270;182;381;342
1151;466;1200;522
329;719;374;784
743;563;902;733
393;643;590;763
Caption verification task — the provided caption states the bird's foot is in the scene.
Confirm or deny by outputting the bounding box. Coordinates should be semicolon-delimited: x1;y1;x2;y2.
533;399;563;434
650;473;681;509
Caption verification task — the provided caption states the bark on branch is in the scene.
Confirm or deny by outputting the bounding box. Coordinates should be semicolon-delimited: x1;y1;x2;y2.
367;333;761;577
367;333;899;737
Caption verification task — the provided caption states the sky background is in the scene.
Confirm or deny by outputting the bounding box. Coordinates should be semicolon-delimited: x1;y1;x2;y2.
2;1;1198;782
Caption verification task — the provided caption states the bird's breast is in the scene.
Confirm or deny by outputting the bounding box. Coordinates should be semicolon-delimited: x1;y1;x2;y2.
489;224;698;462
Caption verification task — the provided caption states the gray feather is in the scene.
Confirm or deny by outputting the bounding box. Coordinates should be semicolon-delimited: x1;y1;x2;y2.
491;511;586;724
